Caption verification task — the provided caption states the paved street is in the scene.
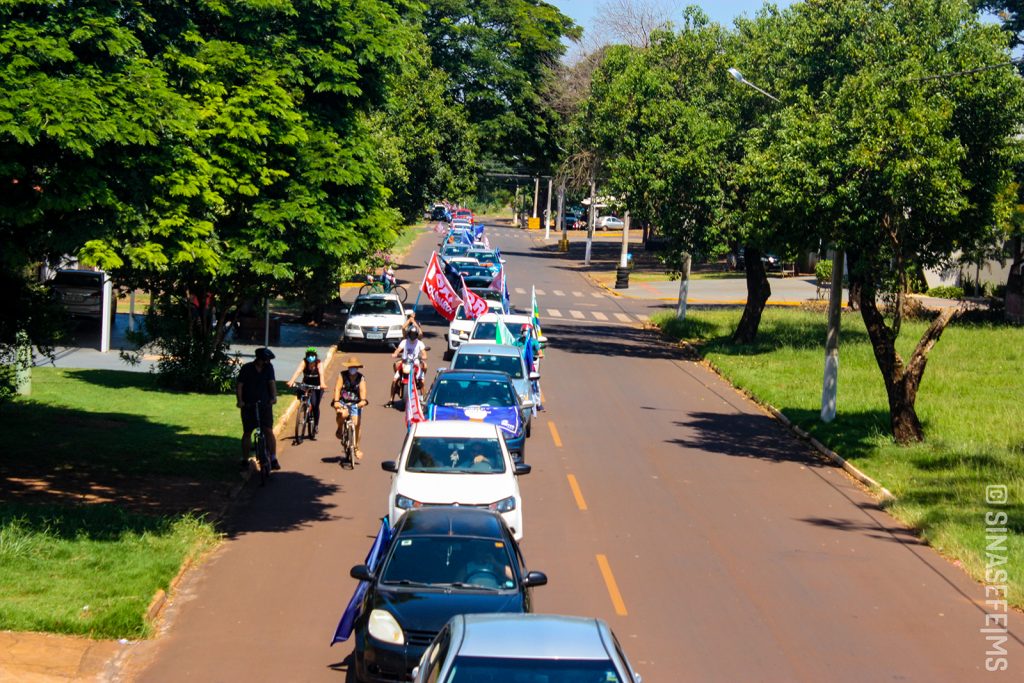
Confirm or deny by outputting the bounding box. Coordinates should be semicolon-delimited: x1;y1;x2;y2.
123;224;1024;682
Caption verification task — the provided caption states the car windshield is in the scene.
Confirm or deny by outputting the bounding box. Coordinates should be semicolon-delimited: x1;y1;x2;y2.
444;657;623;682
467;250;496;262
52;272;102;288
405;436;506;474
458;265;491;278
350;299;402;316
442;245;471;257
471;289;502;303
470;322;496;340
453;352;524;380
380;537;515;589
431;378;516;407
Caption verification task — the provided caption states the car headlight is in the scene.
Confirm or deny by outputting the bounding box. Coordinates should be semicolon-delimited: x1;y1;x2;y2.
488;496;517;513
395;494;420;510
389;325;403;334
345;322;359;334
368;609;404;645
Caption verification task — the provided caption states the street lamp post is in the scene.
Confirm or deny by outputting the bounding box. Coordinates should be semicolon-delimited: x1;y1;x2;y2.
727;67;841;423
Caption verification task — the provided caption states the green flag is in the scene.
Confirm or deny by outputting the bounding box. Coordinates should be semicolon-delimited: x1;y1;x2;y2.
495;316;515;345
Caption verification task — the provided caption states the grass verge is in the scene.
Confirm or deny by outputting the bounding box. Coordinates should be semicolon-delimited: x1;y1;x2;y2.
0;504;216;638
653;308;1024;606
3;367;286;481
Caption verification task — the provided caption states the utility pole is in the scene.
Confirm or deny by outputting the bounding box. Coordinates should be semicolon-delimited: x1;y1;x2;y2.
584;177;596;266
556;183;569;252
615;211;631;289
821;249;845;422
544;177;553;240
513;186;520;228
532;177;540;218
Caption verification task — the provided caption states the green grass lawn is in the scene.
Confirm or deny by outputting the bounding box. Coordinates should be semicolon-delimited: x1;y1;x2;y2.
0;368;294;638
0;504;216;638
4;367;287;481
654;308;1024;606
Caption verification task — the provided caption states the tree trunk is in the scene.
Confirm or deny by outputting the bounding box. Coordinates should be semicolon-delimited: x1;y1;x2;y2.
1005;236;1023;324
848;249;960;444
732;247;771;344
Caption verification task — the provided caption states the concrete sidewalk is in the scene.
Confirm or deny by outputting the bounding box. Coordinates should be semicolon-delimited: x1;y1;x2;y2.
0;630;129;682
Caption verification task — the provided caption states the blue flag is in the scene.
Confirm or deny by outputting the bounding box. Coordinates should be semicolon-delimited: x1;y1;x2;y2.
331;518;392;645
473;224;485;240
459;230;474;245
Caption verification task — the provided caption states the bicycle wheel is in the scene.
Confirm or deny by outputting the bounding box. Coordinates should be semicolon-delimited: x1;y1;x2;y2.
294;402;307;444
343;420;356;466
255;433;270;485
392;285;408;303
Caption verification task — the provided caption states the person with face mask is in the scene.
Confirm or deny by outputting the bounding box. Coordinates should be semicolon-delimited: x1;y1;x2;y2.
287;347;329;438
390;327;427;405
237;347;279;469
332;356;368;459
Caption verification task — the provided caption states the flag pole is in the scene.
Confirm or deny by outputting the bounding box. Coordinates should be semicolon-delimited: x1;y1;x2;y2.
412;251;434;312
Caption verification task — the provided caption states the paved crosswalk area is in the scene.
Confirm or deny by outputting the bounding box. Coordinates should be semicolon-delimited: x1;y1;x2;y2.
506;286;650;325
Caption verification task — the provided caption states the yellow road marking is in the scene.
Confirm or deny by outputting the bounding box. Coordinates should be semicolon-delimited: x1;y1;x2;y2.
567;474;588;511
547;421;562;448
596;554;628;616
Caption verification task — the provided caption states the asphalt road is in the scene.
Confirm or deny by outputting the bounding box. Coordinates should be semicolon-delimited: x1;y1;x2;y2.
125;224;1024;682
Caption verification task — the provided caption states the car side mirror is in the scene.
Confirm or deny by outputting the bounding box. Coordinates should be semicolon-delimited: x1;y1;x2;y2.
522;571;547;588
514;463;532;475
537;336;548;345
411;665;421;681
500;258;507;263
528;371;540;381
381;461;398;473
350;564;374;582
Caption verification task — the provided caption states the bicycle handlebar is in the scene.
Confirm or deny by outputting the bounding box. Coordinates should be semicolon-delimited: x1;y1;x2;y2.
295;383;321;392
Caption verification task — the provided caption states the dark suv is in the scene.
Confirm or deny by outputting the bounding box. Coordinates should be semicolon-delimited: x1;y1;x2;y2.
48;270;113;320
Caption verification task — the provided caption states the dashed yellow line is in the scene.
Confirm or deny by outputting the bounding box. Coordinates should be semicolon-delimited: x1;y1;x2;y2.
567;474;588;511
547;421;562;448
596;554;628;616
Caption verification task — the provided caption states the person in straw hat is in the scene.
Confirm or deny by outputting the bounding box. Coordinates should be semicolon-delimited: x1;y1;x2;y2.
332;356;368;459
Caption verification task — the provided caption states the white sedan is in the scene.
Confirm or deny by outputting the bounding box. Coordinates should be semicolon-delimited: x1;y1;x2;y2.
342;293;405;347
382;420;531;540
595;215;624;230
447;300;505;357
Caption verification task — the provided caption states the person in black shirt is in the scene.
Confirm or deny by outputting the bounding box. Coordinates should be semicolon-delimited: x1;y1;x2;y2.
332;356;368;459
237;347;279;469
287;346;328;437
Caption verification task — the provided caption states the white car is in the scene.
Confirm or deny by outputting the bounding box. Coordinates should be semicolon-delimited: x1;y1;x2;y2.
447;300;505;356
382;420;531;540
595;215;624;230
342;293;405;347
464;312;535;345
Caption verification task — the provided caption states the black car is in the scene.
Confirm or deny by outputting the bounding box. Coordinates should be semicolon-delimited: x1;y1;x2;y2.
430;205;451;222
449;264;494;289
349;508;546;683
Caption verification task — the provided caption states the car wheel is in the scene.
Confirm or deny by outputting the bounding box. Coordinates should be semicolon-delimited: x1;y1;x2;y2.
526;420;532;438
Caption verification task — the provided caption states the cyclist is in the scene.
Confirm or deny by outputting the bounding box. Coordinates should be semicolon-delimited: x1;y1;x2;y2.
390;327;427;404
332;356;368;459
237;347;279;469
381;265;397;292
286;347;329;439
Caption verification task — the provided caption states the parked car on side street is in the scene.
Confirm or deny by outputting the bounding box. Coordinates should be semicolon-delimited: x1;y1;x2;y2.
595;215;625;230
47;269;115;321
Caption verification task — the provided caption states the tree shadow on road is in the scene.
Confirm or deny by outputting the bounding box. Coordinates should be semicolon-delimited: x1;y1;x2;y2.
665;411;826;466
224;470;343;536
543;321;686;360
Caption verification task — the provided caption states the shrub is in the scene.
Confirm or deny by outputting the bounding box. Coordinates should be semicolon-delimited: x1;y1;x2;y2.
815;259;832;283
927;285;965;299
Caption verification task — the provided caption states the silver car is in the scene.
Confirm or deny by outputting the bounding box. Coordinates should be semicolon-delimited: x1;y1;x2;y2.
449;343;539;436
412;613;642;683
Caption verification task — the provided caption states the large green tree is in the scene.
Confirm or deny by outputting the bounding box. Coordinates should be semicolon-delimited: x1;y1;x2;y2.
743;0;1024;442
422;0;581;172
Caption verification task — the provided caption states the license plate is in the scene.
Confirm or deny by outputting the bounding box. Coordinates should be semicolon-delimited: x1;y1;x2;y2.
366;332;384;340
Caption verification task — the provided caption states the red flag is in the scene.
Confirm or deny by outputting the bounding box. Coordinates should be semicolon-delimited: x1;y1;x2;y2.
406;377;425;427
420;252;463;322
487;269;503;293
461;276;489;319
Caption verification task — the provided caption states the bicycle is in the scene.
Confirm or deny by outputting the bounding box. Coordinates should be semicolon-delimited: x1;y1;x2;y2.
293;383;320;444
334;401;357;469
358;275;408;303
251;401;273;485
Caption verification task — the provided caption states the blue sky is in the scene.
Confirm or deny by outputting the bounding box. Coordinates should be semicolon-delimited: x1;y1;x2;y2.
548;0;793;39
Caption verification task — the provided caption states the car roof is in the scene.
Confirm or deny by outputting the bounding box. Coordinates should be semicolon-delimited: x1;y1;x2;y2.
475;313;530;324
455;614;612;659
434;369;513;384
396;507;507;539
455;344;521;358
353;293;401;303
411;420;501;438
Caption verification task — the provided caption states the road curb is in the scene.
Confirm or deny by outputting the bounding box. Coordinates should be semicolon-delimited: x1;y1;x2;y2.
144;344;339;628
672;338;896;503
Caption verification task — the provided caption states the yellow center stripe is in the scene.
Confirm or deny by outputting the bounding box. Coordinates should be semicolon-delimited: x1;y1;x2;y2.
596;554;628;616
567;474;588;511
547;421;562;448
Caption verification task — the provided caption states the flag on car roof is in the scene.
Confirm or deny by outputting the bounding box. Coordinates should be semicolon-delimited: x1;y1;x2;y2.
331;518;391;645
495;315;516;345
461;276;489;319
420;252;463;322
488;269;510;313
531;285;542;339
